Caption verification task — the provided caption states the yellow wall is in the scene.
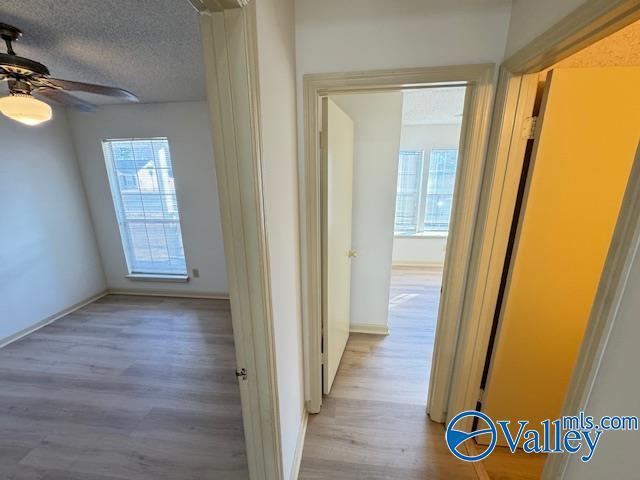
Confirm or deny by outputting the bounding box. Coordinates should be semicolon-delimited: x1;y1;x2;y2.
482;67;640;445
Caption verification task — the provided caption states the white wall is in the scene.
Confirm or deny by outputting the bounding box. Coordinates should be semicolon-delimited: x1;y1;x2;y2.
295;0;512;75
332;93;403;329
400;124;462;159
67;102;228;295
0;110;106;343
295;0;509;140
295;0;512;183
392;123;461;266
254;0;305;478
392;236;448;266
564;237;640;479
504;0;589;58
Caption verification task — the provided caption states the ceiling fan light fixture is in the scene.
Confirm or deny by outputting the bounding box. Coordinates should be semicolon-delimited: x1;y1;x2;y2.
0;93;52;126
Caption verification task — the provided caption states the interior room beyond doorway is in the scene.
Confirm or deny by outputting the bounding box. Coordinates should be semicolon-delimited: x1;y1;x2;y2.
300;85;470;478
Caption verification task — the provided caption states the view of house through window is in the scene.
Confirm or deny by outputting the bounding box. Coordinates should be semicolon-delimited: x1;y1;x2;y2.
102;138;187;275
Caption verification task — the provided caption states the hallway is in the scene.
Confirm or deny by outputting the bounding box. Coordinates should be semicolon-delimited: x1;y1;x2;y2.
299;267;477;479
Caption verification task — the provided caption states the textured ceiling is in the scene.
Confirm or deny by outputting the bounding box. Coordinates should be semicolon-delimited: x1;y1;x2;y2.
550;19;640;70
0;1;205;104
402;87;466;125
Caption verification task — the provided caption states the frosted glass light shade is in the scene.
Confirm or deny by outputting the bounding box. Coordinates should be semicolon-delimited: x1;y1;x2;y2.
0;94;53;126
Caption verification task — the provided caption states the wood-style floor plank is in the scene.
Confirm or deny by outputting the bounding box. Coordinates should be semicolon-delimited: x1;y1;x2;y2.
0;294;248;480
480;445;546;480
299;267;478;479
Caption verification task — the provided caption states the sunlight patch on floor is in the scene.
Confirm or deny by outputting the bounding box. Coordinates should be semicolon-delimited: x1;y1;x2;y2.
388;292;419;309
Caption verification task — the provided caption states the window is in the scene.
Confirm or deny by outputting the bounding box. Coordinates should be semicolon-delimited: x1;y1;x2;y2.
102;138;188;276
394;151;424;234
423;149;457;231
394;149;458;235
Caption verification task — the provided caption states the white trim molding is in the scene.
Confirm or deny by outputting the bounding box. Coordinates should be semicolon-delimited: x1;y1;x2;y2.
392;262;445;269
199;3;283;480
189;0;249;13
107;289;229;300
0;291;108;348
349;324;390;335
394;232;449;239
288;412;309;480
504;0;640;74
125;274;190;283
300;64;495;417
445;68;540;431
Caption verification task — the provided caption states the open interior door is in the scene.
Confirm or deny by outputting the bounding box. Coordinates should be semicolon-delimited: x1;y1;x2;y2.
322;97;355;394
480;67;640;445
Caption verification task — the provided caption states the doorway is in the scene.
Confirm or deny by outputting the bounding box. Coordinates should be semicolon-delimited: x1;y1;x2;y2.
388;86;467;397
469;18;640;480
299;65;495;418
299;78;481;477
318;86;467;399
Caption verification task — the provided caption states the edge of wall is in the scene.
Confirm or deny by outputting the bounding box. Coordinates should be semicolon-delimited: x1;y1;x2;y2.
350;324;390;335
107;288;230;300
289;412;309;480
0;290;109;348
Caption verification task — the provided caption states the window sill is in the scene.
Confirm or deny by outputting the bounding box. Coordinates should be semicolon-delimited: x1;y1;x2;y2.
394;232;449;239
126;274;190;283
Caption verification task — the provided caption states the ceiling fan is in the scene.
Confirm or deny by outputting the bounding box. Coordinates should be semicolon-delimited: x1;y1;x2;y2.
0;23;138;125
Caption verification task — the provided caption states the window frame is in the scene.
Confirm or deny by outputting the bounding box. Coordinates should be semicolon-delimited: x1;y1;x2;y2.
102;137;189;278
394;150;425;235
394;148;458;237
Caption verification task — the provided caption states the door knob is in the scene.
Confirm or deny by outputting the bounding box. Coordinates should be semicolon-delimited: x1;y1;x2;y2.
348;249;358;258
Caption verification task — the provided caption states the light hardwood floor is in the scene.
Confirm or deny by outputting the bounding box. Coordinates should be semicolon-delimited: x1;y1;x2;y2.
299;267;479;479
0;294;248;480
481;446;546;480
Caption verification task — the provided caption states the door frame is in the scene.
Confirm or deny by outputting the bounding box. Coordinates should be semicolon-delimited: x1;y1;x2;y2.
197;2;283;479
300;64;495;416
445;1;640;478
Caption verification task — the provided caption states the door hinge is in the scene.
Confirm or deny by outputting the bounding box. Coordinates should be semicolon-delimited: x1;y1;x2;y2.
235;367;248;381
522;116;538;140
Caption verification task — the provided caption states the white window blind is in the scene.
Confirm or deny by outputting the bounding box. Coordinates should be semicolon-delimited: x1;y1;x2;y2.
394;151;424;234
394;149;458;235
424;149;458;231
102;138;187;276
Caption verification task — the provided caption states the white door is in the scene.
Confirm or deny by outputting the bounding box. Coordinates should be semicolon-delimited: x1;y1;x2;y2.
322;97;355;394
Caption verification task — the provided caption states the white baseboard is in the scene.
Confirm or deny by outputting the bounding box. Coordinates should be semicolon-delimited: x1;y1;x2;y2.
289;412;309;480
107;288;230;300
392;262;444;269
0;290;108;349
350;324;390;335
